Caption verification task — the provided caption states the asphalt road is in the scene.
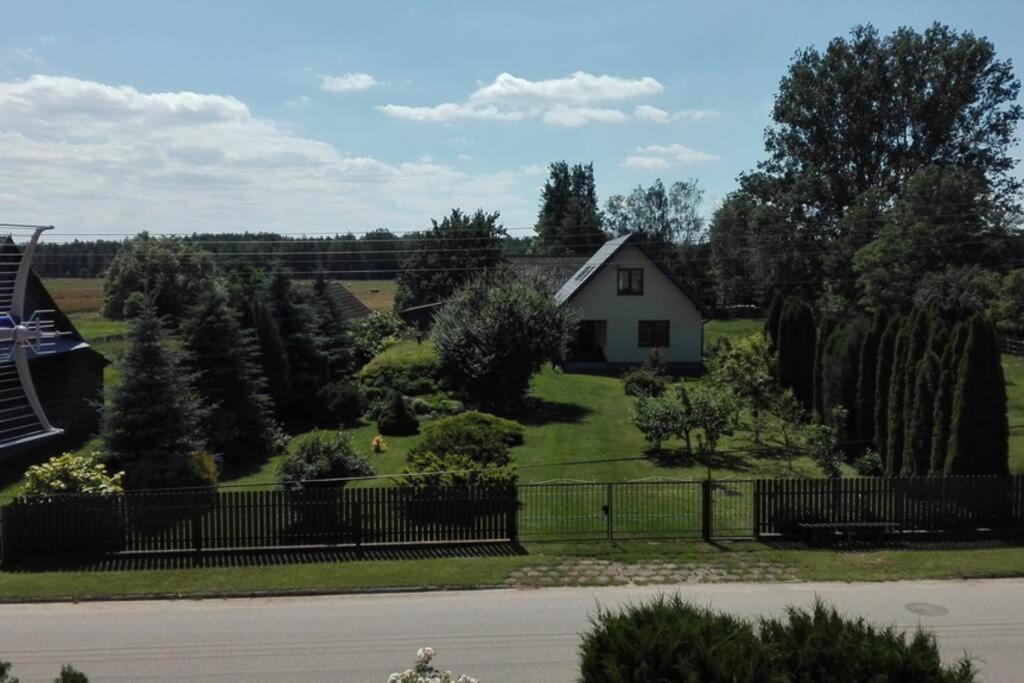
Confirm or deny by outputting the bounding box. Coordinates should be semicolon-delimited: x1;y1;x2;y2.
1;580;1022;682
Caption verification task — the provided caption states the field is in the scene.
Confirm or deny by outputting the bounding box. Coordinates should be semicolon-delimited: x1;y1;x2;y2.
342;279;397;311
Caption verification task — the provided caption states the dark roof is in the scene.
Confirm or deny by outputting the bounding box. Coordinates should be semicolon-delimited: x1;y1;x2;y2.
508;256;589;287
324;281;374;322
554;233;706;312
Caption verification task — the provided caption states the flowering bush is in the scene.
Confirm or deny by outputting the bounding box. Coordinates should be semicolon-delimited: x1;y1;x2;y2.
388;647;477;683
372;435;388;453
23;453;124;496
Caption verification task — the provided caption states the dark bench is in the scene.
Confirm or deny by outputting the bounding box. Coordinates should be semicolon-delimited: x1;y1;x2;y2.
796;521;899;544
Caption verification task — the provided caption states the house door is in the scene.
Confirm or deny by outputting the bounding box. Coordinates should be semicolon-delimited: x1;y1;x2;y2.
573;320;607;362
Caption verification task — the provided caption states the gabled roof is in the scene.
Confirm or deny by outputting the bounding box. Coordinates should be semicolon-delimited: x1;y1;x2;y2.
508;255;589;287
324;281;373;322
554;233;706;313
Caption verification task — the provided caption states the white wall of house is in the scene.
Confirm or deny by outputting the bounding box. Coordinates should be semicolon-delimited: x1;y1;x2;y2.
564;244;702;365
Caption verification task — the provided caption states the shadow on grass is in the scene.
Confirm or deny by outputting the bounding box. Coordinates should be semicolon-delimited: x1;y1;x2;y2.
642;447;752;472
515;397;592;427
4;542;529;573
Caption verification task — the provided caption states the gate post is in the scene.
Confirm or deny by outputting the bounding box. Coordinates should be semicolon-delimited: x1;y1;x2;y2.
606;483;614;541
191;491;203;559
752;480;761;540
701;479;712;541
508;486;519;543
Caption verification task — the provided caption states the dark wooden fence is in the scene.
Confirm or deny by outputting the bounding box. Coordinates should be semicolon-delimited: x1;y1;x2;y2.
1000;336;1024;356
0;485;517;562
755;476;1024;536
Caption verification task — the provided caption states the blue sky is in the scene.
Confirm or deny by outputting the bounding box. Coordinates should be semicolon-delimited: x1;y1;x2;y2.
1;1;1022;238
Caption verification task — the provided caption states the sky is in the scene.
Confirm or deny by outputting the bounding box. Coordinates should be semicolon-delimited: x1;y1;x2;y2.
1;0;1022;239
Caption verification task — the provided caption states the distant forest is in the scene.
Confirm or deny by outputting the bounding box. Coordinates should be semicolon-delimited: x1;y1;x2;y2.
32;231;535;279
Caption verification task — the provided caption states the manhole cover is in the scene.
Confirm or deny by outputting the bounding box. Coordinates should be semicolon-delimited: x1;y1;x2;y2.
905;602;948;617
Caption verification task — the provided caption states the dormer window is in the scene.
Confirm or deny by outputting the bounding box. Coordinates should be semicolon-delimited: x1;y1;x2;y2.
617;268;643;295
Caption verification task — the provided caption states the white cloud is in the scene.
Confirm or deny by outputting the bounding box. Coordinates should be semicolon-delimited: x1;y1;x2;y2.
470;71;663;105
634;105;670;123
11;47;42;64
378;103;524;122
637;143;719;163
542;105;626;127
320;72;379;92
284;95;310;108
634;105;721;123
0;74;538;234
622;156;671;170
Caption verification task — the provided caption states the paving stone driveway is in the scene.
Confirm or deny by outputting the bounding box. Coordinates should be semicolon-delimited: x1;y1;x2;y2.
505;558;799;587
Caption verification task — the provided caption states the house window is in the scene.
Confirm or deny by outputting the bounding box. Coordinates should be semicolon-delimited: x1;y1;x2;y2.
617;268;643;295
638;320;670;348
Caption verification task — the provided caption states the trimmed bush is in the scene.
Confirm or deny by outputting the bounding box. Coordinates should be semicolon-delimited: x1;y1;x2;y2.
276;430;374;487
414;411;524;461
377;391;419;436
622;367;668;397
401;450;517;493
359;340;440;400
579;596;977;682
316;381;366;427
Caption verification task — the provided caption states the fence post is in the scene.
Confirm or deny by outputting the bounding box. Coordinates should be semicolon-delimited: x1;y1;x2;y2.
752;480;760;540
508;487;519;543
606;483;614;541
353;498;363;551
893;478;905;529
191;491;203;559
701;479;712;541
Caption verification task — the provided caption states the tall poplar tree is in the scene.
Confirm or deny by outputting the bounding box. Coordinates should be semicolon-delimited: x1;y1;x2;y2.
903;350;941;476
856;308;887;442
873;316;900;457
777;298;817;410
930;322;968;473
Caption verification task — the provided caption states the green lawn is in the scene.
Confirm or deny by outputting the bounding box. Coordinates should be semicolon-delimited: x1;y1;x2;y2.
344;279;397;312
2;540;1024;601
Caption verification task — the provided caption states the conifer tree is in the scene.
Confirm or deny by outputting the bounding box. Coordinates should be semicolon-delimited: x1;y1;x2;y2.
101;300;208;489
898;309;930;472
181;284;279;464
812;314;836;420
946;314;1009;475
764;290;785;351
856;308;887;441
885;318;910;475
777;298;816;410
873;316;900;456
903;350;940;476
249;296;289;414
930;322;967;473
534;161;607;256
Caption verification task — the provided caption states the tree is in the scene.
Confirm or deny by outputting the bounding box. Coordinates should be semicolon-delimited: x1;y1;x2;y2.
855;308;887;442
247;296;289;414
804;406;847;478
534;161;606;255
884;318;910;475
930;322;968;473
818;319;866;451
853;166;1013;311
873;316;900;456
763;290;785;351
394;209;507;310
102;233;216;321
945;314;1009;475
762;23;1021;226
903;351;941;476
181;284;280;464
432;272;579;413
898;309;931;472
812;314;837;420
776;298;816;410
772;389;806;471
100;300;210;489
707;335;775;445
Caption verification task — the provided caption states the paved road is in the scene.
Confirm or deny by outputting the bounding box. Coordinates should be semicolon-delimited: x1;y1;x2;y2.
1;580;1022;682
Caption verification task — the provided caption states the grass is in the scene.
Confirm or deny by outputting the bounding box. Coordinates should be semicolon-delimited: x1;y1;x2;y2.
2;540;1024;600
42;278;105;314
344;279;397;311
704;317;764;347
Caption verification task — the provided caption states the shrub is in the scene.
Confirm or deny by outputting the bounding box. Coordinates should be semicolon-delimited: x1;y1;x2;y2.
853;449;884;476
413;411;524;463
622;367;668;397
23;454;124;497
345;312;409;369
316;381;366;426
579;596;976;682
402;451;517;493
359;341;440;400
371;435;387;453
377;391;419;436
388;647;478;683
277;431;374;488
186;451;220;488
432;272;579;412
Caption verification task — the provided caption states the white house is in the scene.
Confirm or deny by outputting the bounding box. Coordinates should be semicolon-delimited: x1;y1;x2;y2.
555;233;705;372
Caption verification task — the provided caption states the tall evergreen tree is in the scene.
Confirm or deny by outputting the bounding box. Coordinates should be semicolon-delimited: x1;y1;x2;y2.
777;298;817;410
819;319;866;451
945;314;1009;475
856;308;887;441
248;296;289;415
885;318;911;475
101;300;208;489
265;271;329;421
930;322;968;473
898;309;930;471
812;314;837;420
534;162;607;256
903;350;941;476
181;284;280;464
763;290;785;351
873;316;900;456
